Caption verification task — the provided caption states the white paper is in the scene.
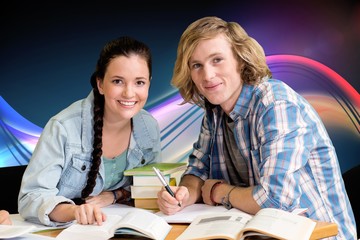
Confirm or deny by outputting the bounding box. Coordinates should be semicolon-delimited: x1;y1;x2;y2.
155;203;252;223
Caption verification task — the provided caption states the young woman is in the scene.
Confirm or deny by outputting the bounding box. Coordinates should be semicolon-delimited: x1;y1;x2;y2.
18;36;161;227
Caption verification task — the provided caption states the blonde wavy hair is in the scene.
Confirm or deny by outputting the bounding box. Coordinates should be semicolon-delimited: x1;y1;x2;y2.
171;16;272;108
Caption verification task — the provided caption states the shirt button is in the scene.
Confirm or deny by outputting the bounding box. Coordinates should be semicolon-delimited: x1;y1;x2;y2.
141;159;145;164
81;165;86;171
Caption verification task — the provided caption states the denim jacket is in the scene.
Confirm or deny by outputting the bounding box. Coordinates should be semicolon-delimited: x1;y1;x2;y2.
18;91;161;226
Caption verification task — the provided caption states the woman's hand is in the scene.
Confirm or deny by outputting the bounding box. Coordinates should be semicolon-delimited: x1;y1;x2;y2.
86;191;114;208
50;202;106;225
73;203;106;225
0;210;12;225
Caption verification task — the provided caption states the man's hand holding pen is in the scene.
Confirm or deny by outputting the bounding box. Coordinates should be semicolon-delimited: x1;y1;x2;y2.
157;185;189;215
153;166;186;214
153;167;182;207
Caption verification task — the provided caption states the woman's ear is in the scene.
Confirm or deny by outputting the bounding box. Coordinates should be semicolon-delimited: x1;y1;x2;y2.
96;78;104;95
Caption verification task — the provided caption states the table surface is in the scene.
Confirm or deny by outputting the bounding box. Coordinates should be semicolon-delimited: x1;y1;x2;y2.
36;220;338;239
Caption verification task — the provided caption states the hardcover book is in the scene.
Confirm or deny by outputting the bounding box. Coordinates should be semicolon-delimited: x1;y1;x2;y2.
130;185;162;199
133;175;176;186
124;162;187;176
134;198;159;210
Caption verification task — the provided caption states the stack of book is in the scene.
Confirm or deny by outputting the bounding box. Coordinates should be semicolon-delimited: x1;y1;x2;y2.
124;162;187;210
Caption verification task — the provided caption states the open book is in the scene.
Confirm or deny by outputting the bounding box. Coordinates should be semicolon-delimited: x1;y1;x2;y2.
56;208;172;240
156;203;307;224
175;208;316;240
0;225;54;239
0;225;36;239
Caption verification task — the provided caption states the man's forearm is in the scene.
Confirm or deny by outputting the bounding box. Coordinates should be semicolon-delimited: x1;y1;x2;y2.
179;174;204;204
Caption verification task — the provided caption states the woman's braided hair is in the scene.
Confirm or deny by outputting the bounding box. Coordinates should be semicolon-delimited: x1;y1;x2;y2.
74;36;152;204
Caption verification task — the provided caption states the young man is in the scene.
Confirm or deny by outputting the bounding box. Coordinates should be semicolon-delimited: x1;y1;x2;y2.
157;16;356;239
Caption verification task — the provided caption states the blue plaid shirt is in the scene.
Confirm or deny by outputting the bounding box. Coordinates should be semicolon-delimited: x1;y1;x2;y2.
184;79;356;239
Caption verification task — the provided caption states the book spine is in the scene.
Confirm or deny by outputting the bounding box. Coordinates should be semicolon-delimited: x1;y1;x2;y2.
134;198;159;210
133;175;171;186
123;163;187;176
130;186;162;198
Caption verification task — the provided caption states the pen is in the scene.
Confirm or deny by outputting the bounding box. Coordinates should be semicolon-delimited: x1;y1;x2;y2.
152;166;182;207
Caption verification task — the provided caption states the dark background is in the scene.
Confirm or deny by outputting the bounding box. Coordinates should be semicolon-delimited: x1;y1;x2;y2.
1;1;359;127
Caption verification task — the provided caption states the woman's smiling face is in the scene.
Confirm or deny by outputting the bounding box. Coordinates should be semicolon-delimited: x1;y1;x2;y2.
97;54;150;121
